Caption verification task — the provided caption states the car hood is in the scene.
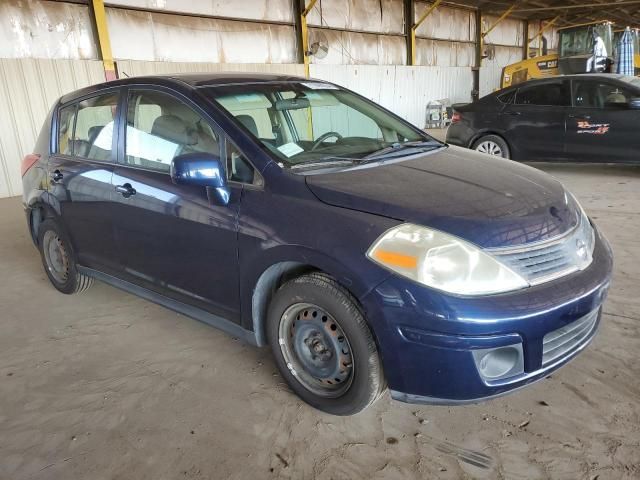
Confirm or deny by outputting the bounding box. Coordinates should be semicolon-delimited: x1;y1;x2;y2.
304;146;579;249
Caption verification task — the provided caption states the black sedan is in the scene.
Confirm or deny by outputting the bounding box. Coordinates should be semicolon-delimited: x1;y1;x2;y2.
446;74;640;163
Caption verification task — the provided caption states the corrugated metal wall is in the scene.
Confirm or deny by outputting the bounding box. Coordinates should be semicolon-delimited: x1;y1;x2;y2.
106;8;298;63
0;58;105;198
0;0;528;198
480;14;526;97
310;64;473;127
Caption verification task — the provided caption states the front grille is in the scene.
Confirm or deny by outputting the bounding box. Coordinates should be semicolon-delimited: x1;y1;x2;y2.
488;212;595;285
542;308;599;366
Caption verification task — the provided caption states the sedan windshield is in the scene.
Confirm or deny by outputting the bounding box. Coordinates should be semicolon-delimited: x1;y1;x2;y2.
203;82;439;167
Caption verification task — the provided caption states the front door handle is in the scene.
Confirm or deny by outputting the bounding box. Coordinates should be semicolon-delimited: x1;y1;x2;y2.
115;183;136;198
502;111;522;116
50;169;63;182
568;114;591;119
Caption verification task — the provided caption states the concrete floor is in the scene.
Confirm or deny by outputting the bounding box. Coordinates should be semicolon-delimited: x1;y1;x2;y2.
1;162;639;480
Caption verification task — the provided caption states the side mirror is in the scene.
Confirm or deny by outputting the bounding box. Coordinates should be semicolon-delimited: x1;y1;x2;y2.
171;153;230;205
628;98;640;110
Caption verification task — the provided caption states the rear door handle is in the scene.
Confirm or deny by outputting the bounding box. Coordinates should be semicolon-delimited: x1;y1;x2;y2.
115;183;136;198
568;114;590;119
50;169;63;182
502;111;521;116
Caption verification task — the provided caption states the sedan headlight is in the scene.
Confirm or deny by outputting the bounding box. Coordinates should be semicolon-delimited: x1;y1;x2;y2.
367;224;528;296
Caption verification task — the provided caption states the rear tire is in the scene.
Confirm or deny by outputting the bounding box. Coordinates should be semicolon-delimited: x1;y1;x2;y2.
37;219;93;294
267;273;385;415
472;134;510;159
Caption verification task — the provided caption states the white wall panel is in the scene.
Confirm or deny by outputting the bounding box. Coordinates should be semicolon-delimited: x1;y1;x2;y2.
413;2;475;42
0;59;106;198
482;15;524;47
415;39;474;67
0;0;97;59
479;46;523;97
310;64;473;127
309;28;406;65
105;0;294;23
115;60;304;76
528;22;559;55
106;8;297;63
307;0;404;34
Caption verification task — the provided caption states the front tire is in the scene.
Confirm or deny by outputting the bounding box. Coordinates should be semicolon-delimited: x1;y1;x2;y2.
267;273;385;415
472;134;511;159
37;219;93;294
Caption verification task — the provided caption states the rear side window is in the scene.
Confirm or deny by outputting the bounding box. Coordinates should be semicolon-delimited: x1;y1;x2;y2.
124;90;220;173
57;104;76;155
573;80;634;109
515;83;569;106
74;93;119;161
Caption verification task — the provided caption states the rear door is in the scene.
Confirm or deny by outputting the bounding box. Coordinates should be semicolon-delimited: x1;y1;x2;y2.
111;87;250;321
48;90;121;275
565;78;640;162
501;79;570;160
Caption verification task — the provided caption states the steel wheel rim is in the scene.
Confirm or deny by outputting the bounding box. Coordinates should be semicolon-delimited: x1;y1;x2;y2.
278;303;354;398
476;140;503;156
43;230;70;284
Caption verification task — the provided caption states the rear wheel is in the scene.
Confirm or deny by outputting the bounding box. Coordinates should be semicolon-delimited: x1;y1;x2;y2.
267;273;385;415
472;134;510;159
37;219;93;294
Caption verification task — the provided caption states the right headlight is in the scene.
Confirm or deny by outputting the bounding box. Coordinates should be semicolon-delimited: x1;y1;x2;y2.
367;224;529;296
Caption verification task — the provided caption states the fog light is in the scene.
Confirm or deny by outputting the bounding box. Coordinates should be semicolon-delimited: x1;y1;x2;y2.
472;344;524;382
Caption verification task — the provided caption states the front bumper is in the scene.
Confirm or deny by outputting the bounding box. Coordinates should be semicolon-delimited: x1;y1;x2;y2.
360;229;613;405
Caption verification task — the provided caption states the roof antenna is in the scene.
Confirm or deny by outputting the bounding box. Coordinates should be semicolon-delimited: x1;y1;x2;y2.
121;71;130;78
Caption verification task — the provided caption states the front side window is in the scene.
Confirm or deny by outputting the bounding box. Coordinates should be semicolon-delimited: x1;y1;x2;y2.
125;90;219;173
573;80;633;109
74;93;119;161
57;104;76;155
226;140;256;184
205;82;433;168
515;82;569;106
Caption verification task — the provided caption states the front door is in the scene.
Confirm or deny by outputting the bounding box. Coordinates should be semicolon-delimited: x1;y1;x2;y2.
111;88;242;322
48;90;121;275
501;79;570;161
565;79;640;162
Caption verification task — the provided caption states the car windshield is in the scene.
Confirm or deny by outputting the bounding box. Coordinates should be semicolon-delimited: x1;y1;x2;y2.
203;82;439;168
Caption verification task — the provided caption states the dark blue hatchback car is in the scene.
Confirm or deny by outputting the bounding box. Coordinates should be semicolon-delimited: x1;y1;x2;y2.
22;73;613;415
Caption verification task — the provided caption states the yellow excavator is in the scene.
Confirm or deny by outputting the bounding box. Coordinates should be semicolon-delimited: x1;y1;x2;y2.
501;22;639;88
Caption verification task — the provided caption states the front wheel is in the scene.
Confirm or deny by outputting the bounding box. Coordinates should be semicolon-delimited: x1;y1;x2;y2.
267;273;385;415
472;134;511;159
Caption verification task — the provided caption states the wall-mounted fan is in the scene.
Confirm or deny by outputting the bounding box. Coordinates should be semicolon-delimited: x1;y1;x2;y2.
308;30;329;59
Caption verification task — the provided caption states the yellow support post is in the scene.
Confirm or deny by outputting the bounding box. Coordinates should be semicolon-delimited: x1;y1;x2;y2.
301;0;319;78
410;0;442;66
90;0;117;81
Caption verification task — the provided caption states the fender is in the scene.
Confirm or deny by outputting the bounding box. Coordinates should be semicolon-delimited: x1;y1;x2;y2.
241;244;392;346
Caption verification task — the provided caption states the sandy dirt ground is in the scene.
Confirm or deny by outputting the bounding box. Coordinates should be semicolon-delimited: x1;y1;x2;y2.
1;162;639;480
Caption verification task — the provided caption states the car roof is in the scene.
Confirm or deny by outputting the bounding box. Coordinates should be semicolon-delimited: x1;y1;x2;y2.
59;72;319;104
492;73;637;98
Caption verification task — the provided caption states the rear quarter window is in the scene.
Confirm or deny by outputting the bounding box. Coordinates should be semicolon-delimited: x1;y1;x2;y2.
497;90;516;104
57;104;77;155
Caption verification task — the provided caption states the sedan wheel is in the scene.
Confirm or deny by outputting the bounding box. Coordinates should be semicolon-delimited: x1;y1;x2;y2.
475;140;503;156
472;135;510;159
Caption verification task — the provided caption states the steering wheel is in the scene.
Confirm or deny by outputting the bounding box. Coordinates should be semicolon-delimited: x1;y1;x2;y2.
310;131;343;151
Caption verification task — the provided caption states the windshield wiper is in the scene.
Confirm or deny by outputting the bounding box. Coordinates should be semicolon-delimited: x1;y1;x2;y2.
290;158;361;170
363;140;441;160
